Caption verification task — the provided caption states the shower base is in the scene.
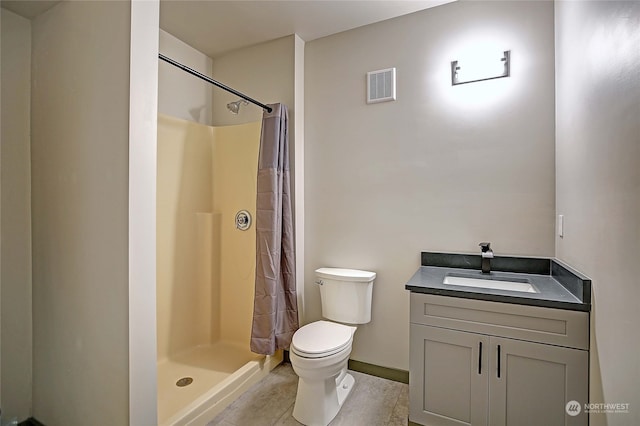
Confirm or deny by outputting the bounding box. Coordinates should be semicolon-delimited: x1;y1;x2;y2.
158;341;282;426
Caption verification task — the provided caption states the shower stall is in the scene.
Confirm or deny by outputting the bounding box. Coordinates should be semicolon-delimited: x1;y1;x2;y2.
156;114;282;425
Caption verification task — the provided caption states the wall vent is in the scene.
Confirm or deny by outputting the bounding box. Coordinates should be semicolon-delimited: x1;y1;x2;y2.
367;68;396;104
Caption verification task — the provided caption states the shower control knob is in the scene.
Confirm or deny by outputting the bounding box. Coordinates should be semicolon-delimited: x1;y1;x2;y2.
235;210;252;231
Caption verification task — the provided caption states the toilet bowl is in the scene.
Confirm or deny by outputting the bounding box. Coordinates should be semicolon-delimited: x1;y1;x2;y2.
289;268;376;426
290;321;356;426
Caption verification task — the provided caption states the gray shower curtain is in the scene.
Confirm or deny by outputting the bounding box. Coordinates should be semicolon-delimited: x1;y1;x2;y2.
250;103;299;355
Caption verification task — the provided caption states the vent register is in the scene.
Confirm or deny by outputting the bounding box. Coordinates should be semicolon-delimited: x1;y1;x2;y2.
367;68;396;104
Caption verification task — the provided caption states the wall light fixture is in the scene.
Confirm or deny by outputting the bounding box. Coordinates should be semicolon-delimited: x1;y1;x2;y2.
451;50;510;85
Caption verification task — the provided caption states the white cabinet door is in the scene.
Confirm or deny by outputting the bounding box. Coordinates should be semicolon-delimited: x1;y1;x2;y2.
410;324;489;426
489;337;589;426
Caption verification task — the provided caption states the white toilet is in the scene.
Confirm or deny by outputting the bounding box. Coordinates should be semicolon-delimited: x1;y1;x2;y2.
290;267;376;426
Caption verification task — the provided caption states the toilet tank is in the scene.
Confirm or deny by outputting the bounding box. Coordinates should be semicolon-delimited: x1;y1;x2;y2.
316;267;376;324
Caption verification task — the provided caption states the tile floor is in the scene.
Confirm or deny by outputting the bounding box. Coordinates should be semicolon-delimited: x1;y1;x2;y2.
208;363;409;426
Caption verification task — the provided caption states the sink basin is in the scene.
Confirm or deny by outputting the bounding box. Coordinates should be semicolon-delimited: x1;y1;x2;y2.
443;273;538;293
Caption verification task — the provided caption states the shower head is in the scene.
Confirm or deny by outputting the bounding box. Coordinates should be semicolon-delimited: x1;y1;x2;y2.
226;99;249;114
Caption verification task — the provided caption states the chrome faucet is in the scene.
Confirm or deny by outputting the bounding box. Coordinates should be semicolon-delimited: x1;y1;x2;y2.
479;242;493;274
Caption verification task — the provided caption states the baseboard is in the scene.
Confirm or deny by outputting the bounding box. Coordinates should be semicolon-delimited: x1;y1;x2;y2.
347;359;409;384
284;350;409;384
18;418;46;426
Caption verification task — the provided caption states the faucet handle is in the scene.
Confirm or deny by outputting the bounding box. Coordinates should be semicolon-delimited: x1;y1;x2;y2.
479;242;491;252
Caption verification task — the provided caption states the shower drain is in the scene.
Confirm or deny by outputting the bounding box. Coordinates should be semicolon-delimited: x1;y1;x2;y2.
176;377;193;387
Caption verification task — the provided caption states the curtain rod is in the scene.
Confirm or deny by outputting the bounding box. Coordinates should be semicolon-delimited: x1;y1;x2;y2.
158;53;273;113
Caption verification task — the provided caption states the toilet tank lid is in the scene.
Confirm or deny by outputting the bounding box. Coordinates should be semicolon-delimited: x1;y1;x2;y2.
315;267;376;282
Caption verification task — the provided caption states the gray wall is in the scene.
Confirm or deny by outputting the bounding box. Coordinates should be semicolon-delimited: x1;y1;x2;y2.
305;0;556;370
211;35;296;127
555;1;640;425
0;8;33;422
158;29;214;125
30;2;131;424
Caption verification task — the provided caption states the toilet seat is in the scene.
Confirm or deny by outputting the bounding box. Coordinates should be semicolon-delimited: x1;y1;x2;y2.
291;321;355;359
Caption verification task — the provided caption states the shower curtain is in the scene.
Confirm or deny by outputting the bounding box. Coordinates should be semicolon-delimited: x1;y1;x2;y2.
250;103;298;355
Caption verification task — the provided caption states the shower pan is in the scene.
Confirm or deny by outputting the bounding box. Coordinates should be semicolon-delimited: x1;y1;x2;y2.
156;114;281;425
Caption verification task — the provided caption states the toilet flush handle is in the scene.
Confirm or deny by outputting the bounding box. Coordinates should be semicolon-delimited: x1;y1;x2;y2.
315;279;324;285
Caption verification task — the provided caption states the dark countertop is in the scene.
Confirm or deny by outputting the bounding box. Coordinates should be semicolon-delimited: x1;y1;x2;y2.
405;252;591;312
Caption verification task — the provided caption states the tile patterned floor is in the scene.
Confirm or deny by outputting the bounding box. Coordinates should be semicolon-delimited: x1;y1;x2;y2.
208;363;409;426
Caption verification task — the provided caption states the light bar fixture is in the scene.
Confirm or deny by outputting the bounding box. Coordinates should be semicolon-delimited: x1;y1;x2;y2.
451;50;510;85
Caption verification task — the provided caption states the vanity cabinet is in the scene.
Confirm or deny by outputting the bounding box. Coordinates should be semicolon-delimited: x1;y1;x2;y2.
409;293;589;426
